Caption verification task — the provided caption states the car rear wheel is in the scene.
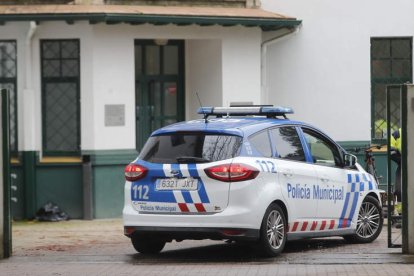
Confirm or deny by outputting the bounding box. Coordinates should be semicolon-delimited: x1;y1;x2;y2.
131;233;166;254
343;195;383;243
258;203;287;257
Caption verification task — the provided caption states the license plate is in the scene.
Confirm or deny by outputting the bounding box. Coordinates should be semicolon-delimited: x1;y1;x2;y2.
156;178;198;191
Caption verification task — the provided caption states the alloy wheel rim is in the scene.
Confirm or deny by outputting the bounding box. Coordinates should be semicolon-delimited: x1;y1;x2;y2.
356;202;380;238
266;210;285;249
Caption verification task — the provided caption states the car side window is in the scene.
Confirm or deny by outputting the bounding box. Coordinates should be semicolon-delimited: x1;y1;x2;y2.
248;130;272;157
302;128;342;167
270;126;306;162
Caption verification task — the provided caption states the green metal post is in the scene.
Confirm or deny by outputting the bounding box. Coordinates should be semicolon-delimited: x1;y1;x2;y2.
400;85;413;254
386;86;393;248
2;88;11;258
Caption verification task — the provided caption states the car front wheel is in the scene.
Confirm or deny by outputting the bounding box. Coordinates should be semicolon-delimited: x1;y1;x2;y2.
130;233;166;254
257;203;287;257
343;195;383;243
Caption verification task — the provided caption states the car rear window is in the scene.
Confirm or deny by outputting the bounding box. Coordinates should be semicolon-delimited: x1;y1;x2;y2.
248;130;272;157
139;133;243;164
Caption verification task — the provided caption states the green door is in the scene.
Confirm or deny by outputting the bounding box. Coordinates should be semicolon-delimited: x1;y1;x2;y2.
135;40;185;150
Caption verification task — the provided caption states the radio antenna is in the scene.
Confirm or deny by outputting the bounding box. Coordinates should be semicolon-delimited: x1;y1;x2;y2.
196;91;208;123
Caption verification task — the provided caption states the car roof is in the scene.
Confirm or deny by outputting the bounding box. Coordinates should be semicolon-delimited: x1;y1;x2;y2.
151;117;314;137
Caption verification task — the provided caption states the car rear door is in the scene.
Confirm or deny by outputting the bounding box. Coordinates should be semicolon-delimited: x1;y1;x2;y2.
268;126;319;230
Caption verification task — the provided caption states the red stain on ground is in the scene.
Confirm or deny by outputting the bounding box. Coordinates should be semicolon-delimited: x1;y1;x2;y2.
33;244;78;252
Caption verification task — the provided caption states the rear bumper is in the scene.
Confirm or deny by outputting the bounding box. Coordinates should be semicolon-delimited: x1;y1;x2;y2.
123;203;263;230
124;225;259;241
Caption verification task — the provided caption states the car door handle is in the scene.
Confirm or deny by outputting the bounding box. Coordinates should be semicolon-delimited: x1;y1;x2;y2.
320;178;329;182
280;169;293;178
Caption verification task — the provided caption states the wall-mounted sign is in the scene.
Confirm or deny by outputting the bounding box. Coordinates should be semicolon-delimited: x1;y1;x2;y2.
105;104;125;127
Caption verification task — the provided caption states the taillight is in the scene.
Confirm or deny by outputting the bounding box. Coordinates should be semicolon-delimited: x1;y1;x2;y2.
204;163;259;182
125;163;148;181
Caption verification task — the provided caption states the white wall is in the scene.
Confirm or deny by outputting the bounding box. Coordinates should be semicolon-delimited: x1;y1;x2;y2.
0;22;263;151
90;25;135;150
222;29;262;107
262;0;414;142
186;40;222;120
186;28;262;120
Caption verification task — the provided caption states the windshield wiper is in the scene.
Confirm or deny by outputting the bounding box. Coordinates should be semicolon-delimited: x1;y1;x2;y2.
176;156;211;163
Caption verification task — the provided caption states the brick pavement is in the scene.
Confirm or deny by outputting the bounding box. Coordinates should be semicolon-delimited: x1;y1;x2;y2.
0;219;413;275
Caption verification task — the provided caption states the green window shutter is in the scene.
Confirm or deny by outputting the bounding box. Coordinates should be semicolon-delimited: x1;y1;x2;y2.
371;37;412;142
41;39;80;156
0;40;17;154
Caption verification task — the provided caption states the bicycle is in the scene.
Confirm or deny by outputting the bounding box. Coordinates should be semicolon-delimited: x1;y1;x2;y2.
348;144;383;183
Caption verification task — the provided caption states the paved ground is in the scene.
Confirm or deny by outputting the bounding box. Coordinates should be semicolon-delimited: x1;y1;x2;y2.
0;219;414;275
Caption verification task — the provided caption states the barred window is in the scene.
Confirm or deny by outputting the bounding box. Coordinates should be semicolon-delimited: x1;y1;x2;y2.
371;37;412;140
41;39;80;155
0;41;17;153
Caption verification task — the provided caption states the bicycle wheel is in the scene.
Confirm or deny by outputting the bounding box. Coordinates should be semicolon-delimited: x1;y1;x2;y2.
366;163;378;181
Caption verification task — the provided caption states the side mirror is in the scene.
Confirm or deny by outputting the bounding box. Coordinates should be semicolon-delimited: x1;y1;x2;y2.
344;153;357;168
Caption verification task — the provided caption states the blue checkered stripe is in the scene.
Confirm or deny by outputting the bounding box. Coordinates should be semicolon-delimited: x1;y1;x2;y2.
338;173;376;228
130;162;210;205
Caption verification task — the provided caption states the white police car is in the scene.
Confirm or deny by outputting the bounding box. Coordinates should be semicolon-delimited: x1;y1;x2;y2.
123;106;383;257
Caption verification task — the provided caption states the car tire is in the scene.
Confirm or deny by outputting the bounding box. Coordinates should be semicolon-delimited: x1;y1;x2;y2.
131;233;166;254
257;203;287;257
343;195;383;243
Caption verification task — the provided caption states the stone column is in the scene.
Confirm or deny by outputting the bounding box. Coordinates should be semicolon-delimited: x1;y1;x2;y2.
0;91;3;259
402;85;414;254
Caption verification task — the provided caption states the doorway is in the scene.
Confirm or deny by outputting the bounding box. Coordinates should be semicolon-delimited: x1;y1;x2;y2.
134;40;185;150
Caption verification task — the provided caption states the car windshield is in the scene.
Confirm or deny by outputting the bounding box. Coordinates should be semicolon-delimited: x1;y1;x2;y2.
139;133;243;164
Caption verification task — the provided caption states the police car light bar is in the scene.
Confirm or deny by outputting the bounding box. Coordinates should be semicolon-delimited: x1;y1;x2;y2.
197;106;294;119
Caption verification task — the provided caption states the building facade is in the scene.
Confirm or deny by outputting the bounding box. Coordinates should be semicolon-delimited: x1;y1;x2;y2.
0;1;300;219
5;0;406;219
262;0;412;189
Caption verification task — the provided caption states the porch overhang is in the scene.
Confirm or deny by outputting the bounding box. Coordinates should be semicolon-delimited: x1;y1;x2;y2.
0;5;301;31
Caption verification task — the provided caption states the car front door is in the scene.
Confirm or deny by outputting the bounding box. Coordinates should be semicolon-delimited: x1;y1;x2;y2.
301;127;358;230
